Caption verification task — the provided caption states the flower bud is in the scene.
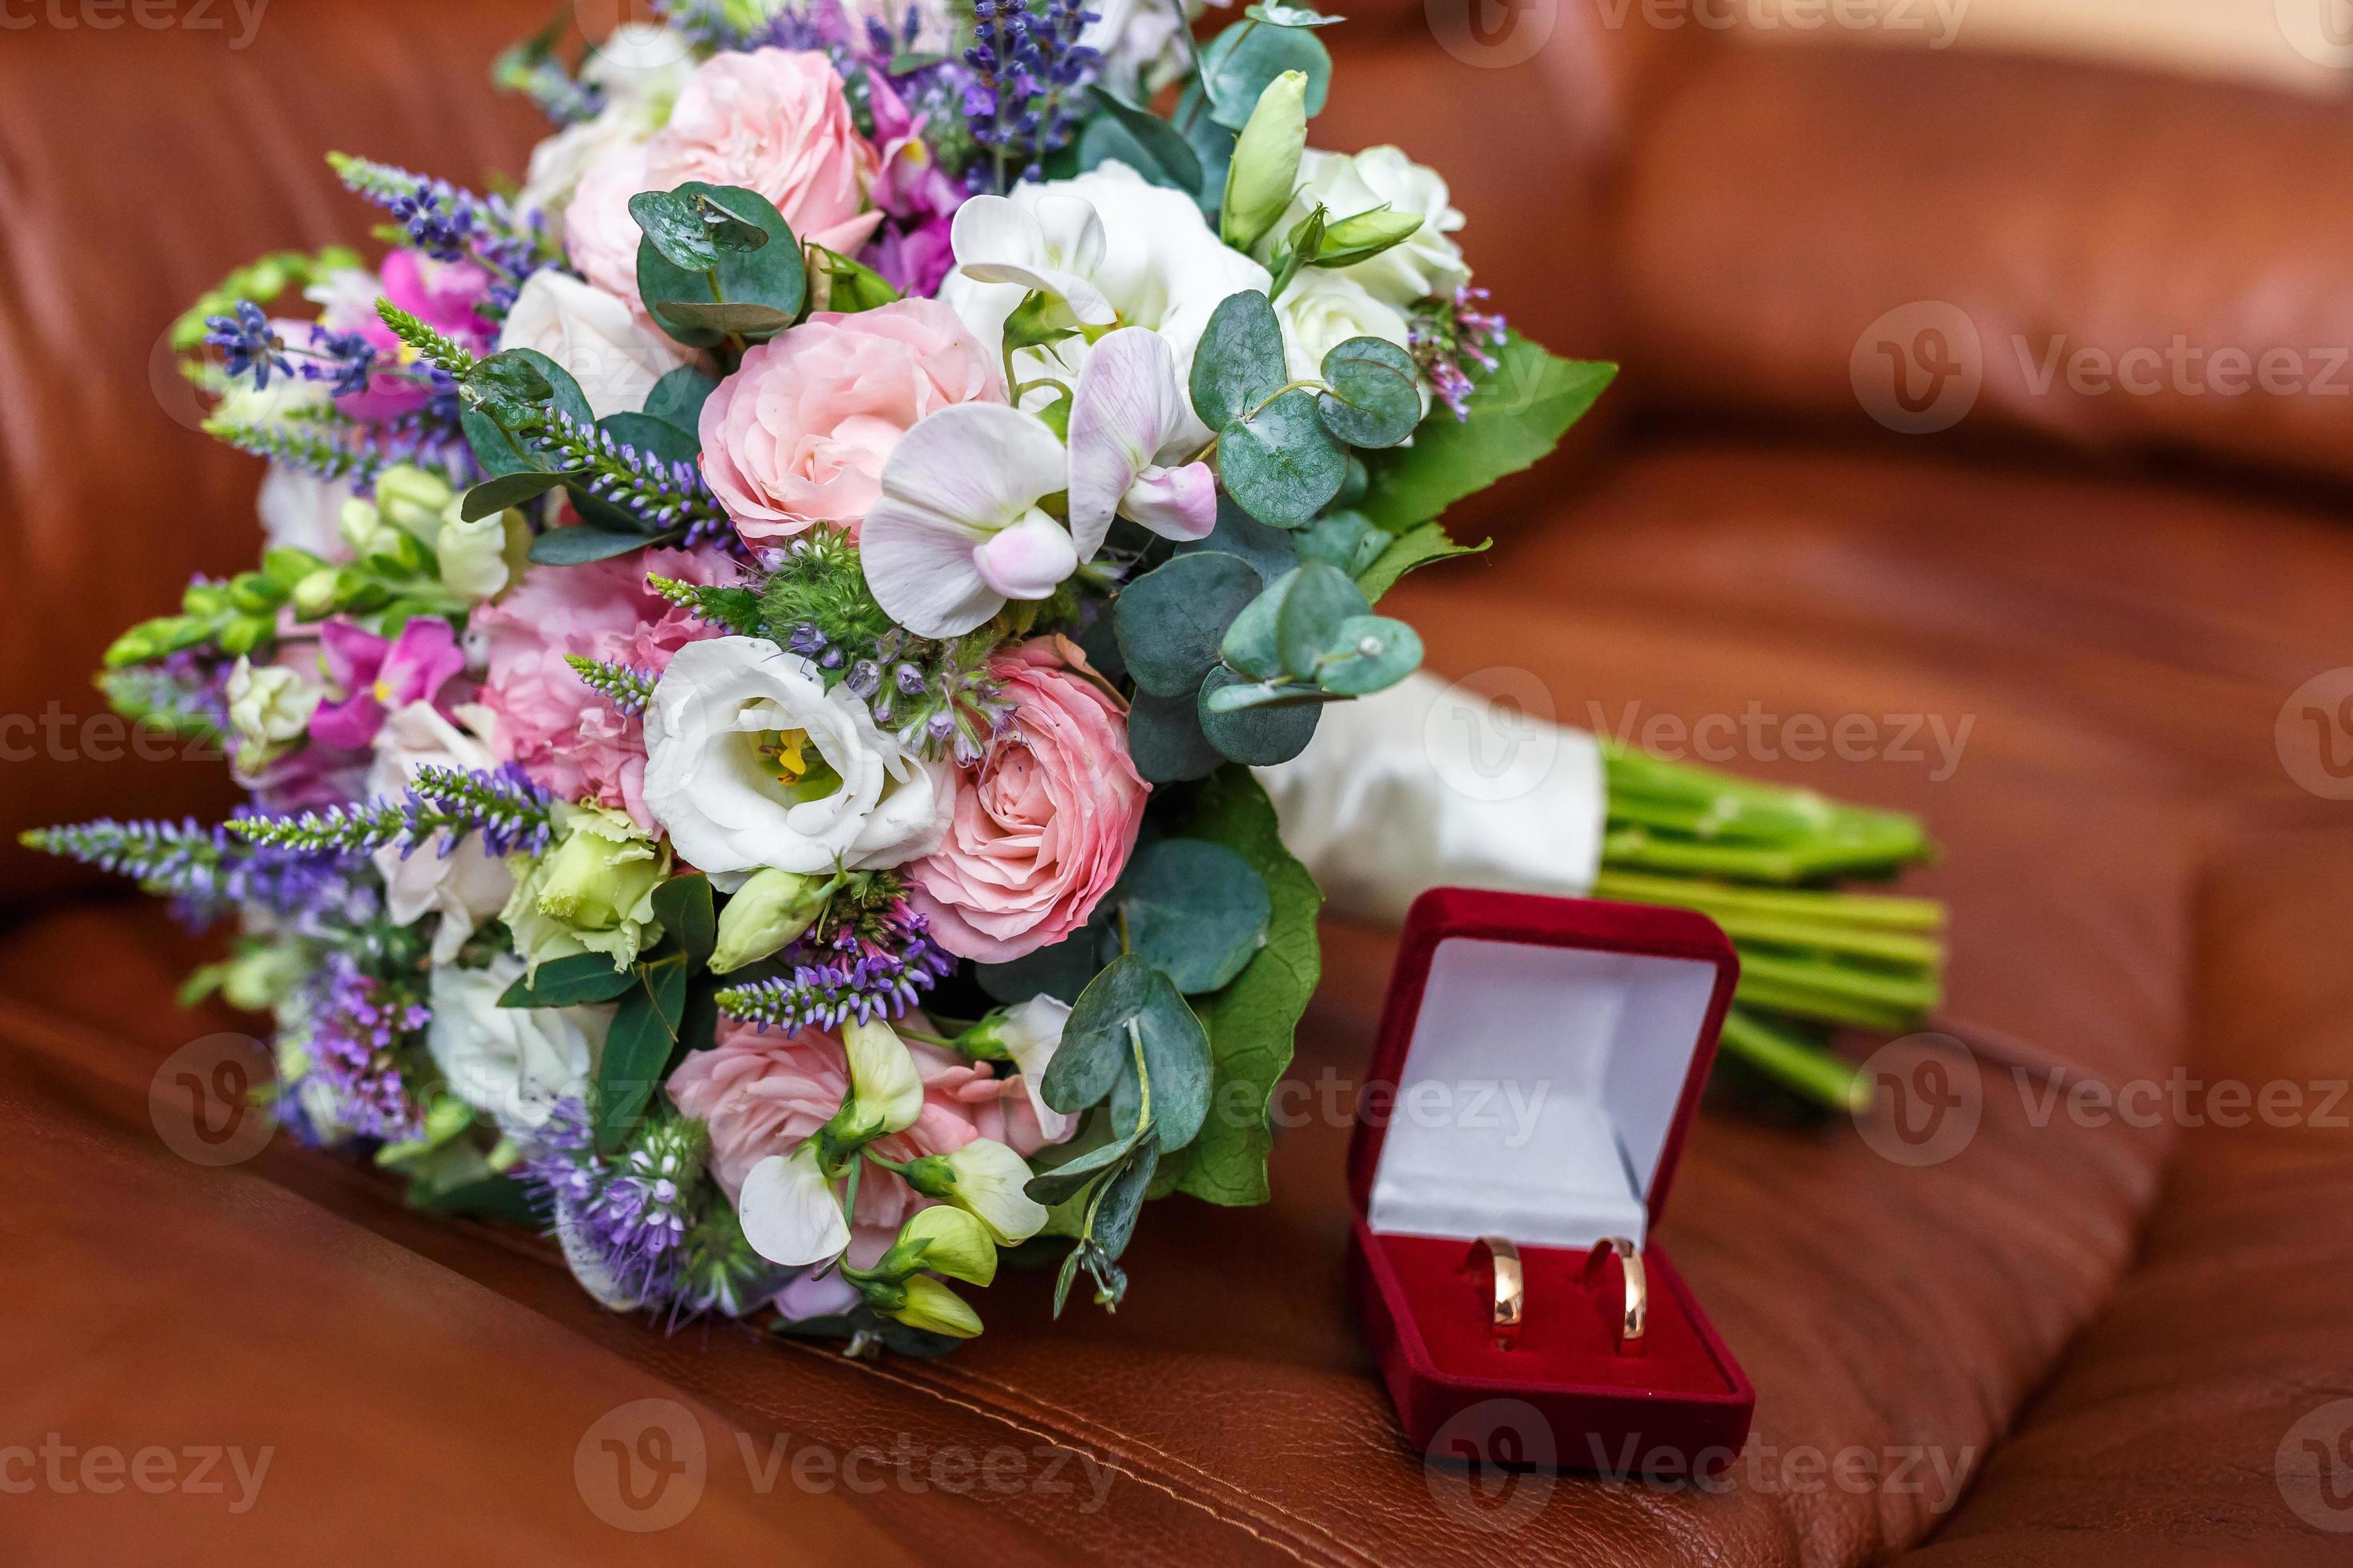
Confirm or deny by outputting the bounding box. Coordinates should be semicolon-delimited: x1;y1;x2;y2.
842;1018;924;1138
374;463;457;538
900;1138;1050;1246
869;1273;982;1339
290;568;344;619
708;868;830;974
435;502;517;606
1222;69;1309;254
876;1205;997;1286
338;497;392;557
1315;206;1426;269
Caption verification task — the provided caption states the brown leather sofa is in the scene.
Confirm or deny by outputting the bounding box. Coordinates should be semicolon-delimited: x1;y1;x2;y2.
6;5;2353;1563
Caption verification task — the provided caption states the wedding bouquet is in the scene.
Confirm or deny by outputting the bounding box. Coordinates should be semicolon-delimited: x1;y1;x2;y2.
28;0;1939;1352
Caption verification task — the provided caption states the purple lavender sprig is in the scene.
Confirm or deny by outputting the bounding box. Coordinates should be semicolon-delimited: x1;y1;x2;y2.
21;816;358;930
326;153;548;315
530;406;734;542
203;301;292;389
714;905;954;1034
1411;286;1510;422
566;657;657;718
963;0;1101;190
229;764;553;860
198;416;391;486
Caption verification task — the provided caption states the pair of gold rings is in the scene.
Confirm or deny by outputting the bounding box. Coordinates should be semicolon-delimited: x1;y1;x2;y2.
1470;1235;1647;1356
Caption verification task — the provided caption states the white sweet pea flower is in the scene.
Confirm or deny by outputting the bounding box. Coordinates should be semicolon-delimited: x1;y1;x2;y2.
739;1143;850;1267
642;636;949;881
426;954;611;1137
994;996;1075;1145
1066;327;1217;550
496;270;697;419
859;403;1080;638
1283;146;1471;310
938;162;1271;446
905;1138;1050;1246
366;702;516;963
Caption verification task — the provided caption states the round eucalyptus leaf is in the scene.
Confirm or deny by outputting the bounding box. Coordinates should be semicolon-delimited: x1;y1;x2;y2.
1220;388;1347;528
1315;614;1424;695
635;182;804;347
1295;509;1388;576
976;914;1116;1006
1189;289;1287;431
1317;336;1422;448
652;299;798;337
1275;560;1370;678
1200;19;1332;130
1122;838;1271;994
1218;566;1293;679
642;366;721;433
1199;666;1322;764
1126;688;1225;782
1202;677;1329;713
1174;495;1299;582
629;189;722;273
1105;967;1213;1151
1114;550;1263;697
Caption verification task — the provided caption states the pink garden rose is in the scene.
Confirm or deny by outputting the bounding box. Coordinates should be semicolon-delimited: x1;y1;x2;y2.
567;50;881;308
698;299;1002;542
666;1018;1054;1270
906;638;1147;963
470;545;732;830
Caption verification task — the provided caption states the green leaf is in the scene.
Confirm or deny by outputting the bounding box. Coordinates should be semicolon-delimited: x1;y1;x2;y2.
1311;206;1423;270
466;349;555;410
1174;496;1299;582
1275;559;1369;678
1189;290;1287;431
643;366;720;433
1157;767;1322;1206
462;407;539;478
976;914;1116;1006
1355;518;1490;601
1025;1121;1148;1207
1106;969;1213;1153
528;526;662;566
1199;18;1331;130
597;959;687;1150
652;873;716;971
496;951;640;1007
1122;838;1271;994
629;189;723;273
1178;84;1238;217
1113;550;1262;698
1198;666;1322;764
1219;568;1292;679
1222;389;1346;528
461;466;580;522
1295;510;1390;577
1201;677;1330;713
1126;689;1225;784
1359;335;1617;530
1042;954;1152;1114
652;299;798;337
1089;1141;1159;1259
1084;85;1203;191
1316;336;1421;449
1315;614;1423;695
596;410;698;467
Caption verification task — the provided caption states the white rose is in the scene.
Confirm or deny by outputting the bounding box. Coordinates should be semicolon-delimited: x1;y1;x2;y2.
366;702;517;963
426;953;611;1138
1284;146;1470;309
642;636;950;882
1276;267;1419;394
516;23;695;229
938;160;1271;446
257;465;356;562
497;270;697;419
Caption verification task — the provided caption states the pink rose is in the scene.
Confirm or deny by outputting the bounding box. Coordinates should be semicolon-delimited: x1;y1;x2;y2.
654;50;882;257
564;142;659;305
698;299;1003;542
470;545;733;830
906;638;1147;963
666;1018;1052;1269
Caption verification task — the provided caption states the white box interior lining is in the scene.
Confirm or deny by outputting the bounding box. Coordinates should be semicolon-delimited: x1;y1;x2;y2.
1367;936;1719;1251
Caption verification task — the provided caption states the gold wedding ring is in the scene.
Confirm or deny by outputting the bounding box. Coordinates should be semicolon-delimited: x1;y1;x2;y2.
1470;1235;1523;1344
1581;1236;1647;1356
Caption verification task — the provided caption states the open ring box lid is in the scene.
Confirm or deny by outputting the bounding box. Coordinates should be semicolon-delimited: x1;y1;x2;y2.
1347;888;1756;1474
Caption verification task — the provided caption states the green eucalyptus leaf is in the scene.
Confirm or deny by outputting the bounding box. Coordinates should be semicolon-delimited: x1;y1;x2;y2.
1198;666;1322;764
1315;614;1423;695
976;913;1117;1006
1084;85;1203;191
1174;496;1299;582
528;526;664;566
596;410;698;466
461;467;580;522
1112;550;1263;698
1200;18;1331;130
1042;953;1154;1114
1202;677;1330;713
1275;558;1369;678
642;366;721;433
497;951;640;1007
1178;83;1238;218
1296;509;1390;576
629;189;722;273
1221;389;1346;527
1126;689;1226;784
462;406;540;478
1087;1141;1160;1259
1189;289;1287;431
1316;336;1421;449
1025;1122;1147;1207
652;299;798;336
1218;567;1292;680
636;182;804;348
1122;838;1272;994
1359;334;1617;530
1105;966;1213;1152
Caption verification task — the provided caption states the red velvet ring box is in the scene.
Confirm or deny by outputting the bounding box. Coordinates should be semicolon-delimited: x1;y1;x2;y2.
1347;887;1756;1474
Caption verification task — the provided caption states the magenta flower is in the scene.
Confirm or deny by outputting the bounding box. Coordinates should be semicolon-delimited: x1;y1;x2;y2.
308;616;466;751
327;250;496;426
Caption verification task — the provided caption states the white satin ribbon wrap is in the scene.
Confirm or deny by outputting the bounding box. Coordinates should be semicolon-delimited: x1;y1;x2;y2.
1254;671;1607;926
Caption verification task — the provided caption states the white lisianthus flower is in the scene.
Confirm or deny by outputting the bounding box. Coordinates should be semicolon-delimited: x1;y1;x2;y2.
365;702;516;963
642;636;950;880
1275;268;1423;409
739;1143;851;1266
426;953;612;1137
497;270;698;419
516;23;697;232
938;162;1271;447
1283;146;1470;310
